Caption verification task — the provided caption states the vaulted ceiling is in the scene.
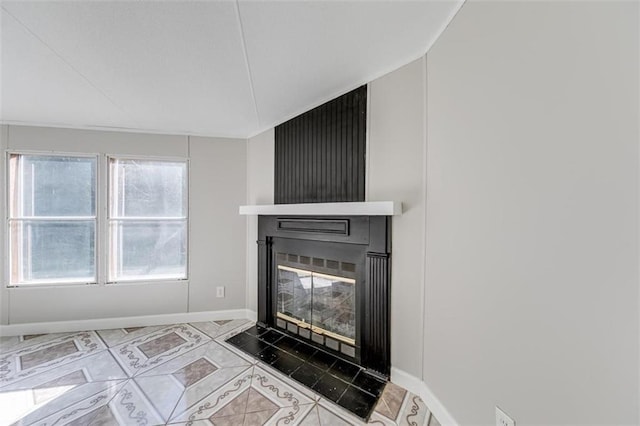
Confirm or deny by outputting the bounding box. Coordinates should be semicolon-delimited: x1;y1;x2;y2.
1;1;462;138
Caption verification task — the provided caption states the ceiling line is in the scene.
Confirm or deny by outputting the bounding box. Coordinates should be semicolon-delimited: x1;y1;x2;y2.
0;6;133;121
234;0;261;130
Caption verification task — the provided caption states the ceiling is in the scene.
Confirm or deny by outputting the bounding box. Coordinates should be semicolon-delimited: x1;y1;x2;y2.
1;0;463;139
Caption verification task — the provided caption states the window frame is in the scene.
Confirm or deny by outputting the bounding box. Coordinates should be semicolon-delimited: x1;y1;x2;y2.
5;151;190;288
106;155;190;284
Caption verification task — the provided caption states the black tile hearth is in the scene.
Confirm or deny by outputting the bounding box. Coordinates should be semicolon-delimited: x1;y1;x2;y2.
307;350;337;371
242;324;269;337
256;345;283;364
237;335;270;356
312;373;349;402
287;340;318;360
225;331;255;348
329;358;361;383
291;362;324;388
271;351;305;375
352;370;386;397
259;330;284;344
338;385;379;419
225;326;387;421
272;335;300;352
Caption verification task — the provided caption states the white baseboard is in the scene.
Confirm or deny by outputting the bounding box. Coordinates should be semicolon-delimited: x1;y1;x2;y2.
246;310;257;322
391;366;458;426
0;309;255;337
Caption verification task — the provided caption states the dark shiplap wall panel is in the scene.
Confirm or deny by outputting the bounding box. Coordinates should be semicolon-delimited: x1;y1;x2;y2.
274;85;366;204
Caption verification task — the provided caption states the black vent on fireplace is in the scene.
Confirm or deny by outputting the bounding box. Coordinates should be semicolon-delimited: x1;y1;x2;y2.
274;85;367;204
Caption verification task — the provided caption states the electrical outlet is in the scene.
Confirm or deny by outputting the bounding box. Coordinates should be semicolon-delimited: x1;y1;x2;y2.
216;286;225;298
496;406;515;426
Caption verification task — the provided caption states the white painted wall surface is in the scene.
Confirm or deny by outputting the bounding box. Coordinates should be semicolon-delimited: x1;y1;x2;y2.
425;1;639;424
245;129;275;314
368;57;427;378
2;125;248;324
0;126;7;324
189;136;247;312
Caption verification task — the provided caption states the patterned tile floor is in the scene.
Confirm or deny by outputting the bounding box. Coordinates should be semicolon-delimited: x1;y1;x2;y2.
226;325;388;420
0;319;441;426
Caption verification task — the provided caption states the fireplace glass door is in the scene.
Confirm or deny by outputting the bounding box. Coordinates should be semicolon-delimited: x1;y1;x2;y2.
277;265;355;345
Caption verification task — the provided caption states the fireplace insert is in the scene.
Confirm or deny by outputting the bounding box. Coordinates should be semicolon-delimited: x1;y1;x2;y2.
257;215;391;375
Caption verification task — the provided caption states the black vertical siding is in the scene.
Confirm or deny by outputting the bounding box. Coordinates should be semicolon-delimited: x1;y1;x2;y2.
274;85;366;204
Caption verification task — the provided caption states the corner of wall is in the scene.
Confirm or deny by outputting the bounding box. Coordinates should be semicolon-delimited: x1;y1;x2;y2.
0;125;8;325
245;129;275;315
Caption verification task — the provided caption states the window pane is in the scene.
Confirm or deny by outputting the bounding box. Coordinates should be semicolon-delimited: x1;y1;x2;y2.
10;220;95;284
110;159;187;217
109;220;187;281
10;155;96;217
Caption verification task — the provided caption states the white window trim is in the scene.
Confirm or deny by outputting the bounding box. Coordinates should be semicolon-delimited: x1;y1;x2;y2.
5;151;190;288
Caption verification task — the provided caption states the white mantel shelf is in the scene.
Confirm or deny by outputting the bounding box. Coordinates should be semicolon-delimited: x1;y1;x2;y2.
239;201;402;216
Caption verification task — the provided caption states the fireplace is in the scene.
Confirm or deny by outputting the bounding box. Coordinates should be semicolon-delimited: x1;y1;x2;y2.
257;214;391;375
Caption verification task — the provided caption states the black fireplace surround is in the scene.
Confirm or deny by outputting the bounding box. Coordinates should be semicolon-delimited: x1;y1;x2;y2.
257;214;391;376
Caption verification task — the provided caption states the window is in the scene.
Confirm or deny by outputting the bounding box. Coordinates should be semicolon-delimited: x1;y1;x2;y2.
108;158;188;282
8;154;97;285
7;153;188;286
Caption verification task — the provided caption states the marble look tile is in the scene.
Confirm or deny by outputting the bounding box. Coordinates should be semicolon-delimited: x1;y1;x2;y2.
0;333;73;355
134;374;186;422
316;402;356;425
65;403;118;425
20;341;79;370
96;325;165;347
23;334;46;341
0;322;426;426
299;405;323;426
316;398;394;426
107;379;165;425
0;332;106;388
191;319;253;340
367;412;398;426
2;350;127;393
428;412;441;426
170;365;316;425
138;332;187;358
175;366;254;417
375;382;407;421
397;393;430;426
109;324;210;376
6;379;126;426
209;388;275;420
214;339;260;366
0;336;21;352
148;340;252;378
173;357;218;387
170;367;254;423
256;360;321;402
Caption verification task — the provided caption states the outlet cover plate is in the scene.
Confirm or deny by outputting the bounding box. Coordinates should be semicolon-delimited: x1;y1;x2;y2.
216;286;225;298
496;406;515;426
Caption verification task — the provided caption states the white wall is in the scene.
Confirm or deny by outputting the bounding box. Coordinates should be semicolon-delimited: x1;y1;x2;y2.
245;129;274;315
1;125;248;324
0;126;7;324
368;57;427;378
424;1;639;424
189;136;247;312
